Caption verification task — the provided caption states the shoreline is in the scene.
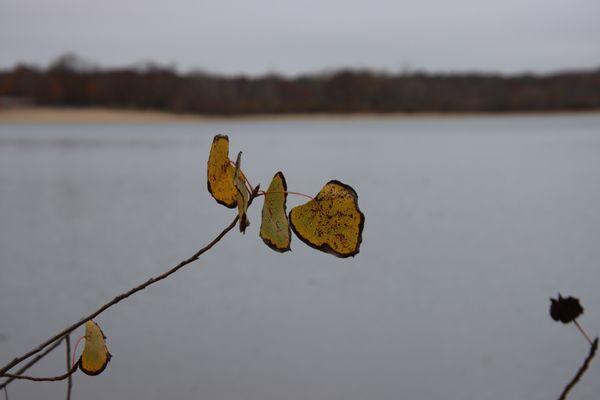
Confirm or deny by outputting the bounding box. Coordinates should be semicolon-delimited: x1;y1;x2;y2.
0;107;598;123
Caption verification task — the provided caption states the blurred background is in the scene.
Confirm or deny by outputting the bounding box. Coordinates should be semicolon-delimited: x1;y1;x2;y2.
1;1;599;399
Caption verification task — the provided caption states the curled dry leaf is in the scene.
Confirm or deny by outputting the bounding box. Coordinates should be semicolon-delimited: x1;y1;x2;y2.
260;172;291;252
550;294;584;324
78;320;112;376
289;180;364;258
207;134;238;208
234;152;250;233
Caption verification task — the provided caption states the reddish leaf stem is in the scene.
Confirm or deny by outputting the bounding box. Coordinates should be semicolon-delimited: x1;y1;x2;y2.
71;336;85;368
258;190;315;201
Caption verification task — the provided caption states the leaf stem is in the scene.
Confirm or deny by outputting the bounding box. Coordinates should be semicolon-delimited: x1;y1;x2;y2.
229;160;253;193
258;190;315;201
574;320;593;346
71;336;85;368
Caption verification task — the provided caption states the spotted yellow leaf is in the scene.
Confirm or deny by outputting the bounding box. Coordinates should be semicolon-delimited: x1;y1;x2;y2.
207;134;237;208
260;172;291;252
289;180;364;258
78;320;112;376
234;152;250;233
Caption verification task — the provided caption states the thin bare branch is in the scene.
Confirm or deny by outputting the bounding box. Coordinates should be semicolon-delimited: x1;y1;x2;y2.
0;337;64;390
1;365;78;383
65;335;72;400
558;337;598;400
0;214;240;376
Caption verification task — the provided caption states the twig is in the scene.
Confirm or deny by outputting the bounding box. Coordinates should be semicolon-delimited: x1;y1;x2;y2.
1;365;78;382
65;335;72;400
2;386;7;400
558;337;598;400
0;337;64;390
0;215;240;376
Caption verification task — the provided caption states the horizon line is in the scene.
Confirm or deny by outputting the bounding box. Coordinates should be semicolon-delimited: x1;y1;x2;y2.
2;53;599;79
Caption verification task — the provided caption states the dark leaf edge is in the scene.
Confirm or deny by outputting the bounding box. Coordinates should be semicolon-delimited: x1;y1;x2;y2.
260;171;292;253
77;320;112;376
207;134;236;209
289;180;364;258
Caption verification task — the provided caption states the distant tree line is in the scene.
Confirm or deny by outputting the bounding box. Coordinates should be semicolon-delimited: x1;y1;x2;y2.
1;54;599;115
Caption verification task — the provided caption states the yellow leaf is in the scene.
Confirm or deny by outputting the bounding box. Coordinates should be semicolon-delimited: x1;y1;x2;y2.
207;134;237;208
234;152;250;233
78;320;112;376
260;172;291;252
289;180;364;258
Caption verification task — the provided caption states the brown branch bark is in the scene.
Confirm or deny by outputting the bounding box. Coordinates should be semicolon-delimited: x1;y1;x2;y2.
0;337;64;390
1;365;78;382
65;335;72;400
558;337;598;400
0;215;239;377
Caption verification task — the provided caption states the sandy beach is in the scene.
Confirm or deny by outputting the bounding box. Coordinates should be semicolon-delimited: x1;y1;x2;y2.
0;107;210;123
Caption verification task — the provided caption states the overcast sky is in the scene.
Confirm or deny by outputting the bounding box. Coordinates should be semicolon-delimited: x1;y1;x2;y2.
1;0;599;75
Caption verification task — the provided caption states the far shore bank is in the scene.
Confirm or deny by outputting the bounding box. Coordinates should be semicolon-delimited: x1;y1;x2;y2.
0;107;599;124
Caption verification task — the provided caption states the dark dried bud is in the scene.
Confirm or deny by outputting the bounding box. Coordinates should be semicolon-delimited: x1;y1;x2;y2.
550;294;584;324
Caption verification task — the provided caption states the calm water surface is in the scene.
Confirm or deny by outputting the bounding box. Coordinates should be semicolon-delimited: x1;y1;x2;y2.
1;115;599;399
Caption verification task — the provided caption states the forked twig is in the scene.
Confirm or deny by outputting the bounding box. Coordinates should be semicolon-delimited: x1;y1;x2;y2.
0;214;240;378
1;365;78;382
0;338;64;390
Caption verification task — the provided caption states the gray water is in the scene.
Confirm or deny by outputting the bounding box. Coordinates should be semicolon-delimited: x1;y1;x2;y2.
1;115;599;400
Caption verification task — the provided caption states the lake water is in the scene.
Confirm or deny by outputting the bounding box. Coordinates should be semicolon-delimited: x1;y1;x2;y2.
1;114;599;400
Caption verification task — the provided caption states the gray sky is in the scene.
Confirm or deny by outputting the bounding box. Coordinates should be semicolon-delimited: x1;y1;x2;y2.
1;0;599;75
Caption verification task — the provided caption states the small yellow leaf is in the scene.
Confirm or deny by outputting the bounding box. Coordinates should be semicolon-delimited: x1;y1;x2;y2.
260;172;291;252
289;180;364;258
207;134;237;208
234;152;250;233
78;320;112;376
